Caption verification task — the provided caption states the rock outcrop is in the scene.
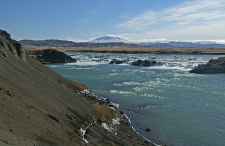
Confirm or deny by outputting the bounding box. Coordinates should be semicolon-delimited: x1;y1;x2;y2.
27;49;76;64
190;57;225;74
0;29;27;61
132;60;157;67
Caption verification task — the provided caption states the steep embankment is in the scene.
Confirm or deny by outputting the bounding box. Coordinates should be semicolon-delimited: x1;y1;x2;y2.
190;57;225;74
0;29;153;145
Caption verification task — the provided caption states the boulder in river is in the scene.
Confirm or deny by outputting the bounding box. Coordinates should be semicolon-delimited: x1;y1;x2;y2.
109;59;126;64
132;60;157;67
190;57;225;74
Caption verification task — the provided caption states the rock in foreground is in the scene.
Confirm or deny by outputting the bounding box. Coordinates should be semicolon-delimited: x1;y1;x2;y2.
190;57;225;74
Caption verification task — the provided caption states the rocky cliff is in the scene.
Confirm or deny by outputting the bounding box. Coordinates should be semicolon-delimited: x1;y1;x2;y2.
190;57;225;74
27;49;76;64
0;29;153;145
0;30;27;61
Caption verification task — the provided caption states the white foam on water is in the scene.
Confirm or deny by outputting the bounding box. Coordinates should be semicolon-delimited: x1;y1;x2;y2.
110;90;135;95
148;64;192;71
71;67;94;70
123;81;142;86
72;61;106;66
142;93;165;99
113;83;124;87
133;86;147;92
108;73;120;76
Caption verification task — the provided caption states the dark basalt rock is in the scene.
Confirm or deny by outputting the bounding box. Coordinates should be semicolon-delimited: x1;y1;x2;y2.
132;60;143;66
109;59;126;64
0;29;27;61
27;49;76;64
146;128;151;132
190;57;225;74
132;60;157;67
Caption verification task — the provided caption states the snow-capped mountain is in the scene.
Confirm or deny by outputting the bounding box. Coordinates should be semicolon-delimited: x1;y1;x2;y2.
137;41;225;48
90;36;225;48
91;35;127;43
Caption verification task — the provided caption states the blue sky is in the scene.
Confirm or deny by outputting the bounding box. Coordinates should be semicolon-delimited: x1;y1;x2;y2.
0;0;225;42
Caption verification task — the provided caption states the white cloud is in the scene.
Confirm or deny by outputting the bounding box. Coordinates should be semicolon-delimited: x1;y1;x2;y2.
117;0;225;40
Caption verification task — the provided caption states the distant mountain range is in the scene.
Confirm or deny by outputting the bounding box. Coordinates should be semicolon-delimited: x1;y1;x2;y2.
19;39;139;48
19;35;225;48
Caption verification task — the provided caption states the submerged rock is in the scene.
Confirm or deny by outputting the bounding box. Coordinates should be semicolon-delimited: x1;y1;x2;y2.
146;128;151;132
109;59;126;64
190;57;225;74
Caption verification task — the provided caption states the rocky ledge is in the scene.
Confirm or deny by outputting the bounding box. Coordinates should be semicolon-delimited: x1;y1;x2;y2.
190;57;225;74
27;49;76;64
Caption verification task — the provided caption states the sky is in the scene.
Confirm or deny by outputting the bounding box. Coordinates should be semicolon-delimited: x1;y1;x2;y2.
0;0;225;42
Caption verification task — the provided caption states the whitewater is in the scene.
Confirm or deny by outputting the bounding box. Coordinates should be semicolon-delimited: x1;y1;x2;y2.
47;52;225;146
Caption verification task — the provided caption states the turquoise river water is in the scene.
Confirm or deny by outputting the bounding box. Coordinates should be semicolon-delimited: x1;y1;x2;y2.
47;52;225;146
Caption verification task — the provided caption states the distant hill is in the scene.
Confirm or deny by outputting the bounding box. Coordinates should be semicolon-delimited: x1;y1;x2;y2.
19;39;140;48
19;36;225;48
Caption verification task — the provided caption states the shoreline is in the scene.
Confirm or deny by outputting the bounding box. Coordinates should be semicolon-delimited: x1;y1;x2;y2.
79;89;160;146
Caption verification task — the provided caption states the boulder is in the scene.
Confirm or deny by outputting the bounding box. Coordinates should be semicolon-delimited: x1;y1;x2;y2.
146;128;151;132
109;59;126;64
132;60;143;66
190;57;225;74
132;60;157;67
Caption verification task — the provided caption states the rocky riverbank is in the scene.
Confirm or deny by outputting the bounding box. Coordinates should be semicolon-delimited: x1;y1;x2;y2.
190;57;225;74
0;30;156;145
26;49;76;64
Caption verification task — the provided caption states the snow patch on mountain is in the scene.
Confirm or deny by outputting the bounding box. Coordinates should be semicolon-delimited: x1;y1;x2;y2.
91;35;128;43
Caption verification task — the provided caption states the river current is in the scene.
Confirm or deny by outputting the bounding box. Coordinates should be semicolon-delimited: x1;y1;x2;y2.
47;52;225;146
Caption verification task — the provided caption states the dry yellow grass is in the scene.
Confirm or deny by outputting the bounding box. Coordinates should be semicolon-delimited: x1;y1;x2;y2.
25;47;225;54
